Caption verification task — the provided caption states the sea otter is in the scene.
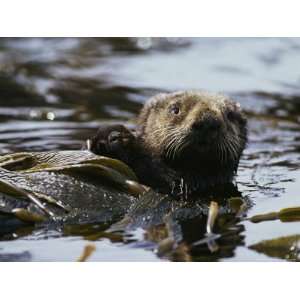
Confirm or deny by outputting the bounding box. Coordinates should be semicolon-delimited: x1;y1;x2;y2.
89;91;247;196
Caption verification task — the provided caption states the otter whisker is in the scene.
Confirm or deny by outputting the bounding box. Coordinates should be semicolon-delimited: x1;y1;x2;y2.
221;141;226;165
216;140;222;164
171;135;184;159
159;128;178;151
172;134;186;159
229;141;238;160
167;142;177;159
217;142;223;165
165;135;179;159
164;128;186;159
165;141;174;159
219;139;225;165
226;139;235;161
176;137;189;157
224;139;231;163
226;137;239;161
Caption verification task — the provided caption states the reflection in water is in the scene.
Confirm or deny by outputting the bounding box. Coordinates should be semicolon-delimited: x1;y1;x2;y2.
0;38;300;261
249;235;300;261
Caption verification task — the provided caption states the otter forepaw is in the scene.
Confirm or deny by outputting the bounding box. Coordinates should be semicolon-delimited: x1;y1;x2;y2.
107;129;133;152
88;125;135;160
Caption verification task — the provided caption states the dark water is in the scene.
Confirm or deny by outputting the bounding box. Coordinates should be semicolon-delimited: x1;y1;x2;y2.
0;37;300;261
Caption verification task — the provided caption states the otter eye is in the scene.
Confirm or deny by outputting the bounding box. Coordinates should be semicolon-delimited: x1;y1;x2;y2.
169;104;180;115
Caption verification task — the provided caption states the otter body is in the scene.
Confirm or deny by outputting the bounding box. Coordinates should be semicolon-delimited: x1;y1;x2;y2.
90;91;247;196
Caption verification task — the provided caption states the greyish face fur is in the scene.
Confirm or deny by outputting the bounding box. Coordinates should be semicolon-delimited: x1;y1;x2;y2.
137;91;247;178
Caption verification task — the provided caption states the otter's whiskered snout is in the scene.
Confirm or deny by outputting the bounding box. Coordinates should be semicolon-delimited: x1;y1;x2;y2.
192;116;222;132
191;115;223;142
135;90;247;193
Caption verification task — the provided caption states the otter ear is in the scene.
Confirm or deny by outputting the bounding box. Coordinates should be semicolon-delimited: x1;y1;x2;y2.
147;93;169;108
234;102;243;112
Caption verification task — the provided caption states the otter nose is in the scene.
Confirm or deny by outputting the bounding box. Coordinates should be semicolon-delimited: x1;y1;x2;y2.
192;116;221;133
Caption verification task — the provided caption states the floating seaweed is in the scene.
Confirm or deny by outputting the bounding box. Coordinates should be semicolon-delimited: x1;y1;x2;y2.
249;235;300;261
0;150;251;261
0;150;146;225
77;244;96;262
248;206;300;223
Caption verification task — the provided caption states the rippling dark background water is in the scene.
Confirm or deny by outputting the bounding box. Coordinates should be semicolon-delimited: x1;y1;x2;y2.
0;37;300;261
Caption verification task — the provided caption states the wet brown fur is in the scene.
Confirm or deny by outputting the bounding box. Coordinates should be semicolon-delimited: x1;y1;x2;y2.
90;91;247;196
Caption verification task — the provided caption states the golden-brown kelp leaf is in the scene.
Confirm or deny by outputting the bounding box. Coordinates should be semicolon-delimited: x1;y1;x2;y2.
59;165;146;196
22;151;138;182
278;207;300;222
0;150;138;181
248;206;300;223
12;208;46;223
156;237;176;257
28;162;145;196
77;244;96;262
0;167;71;217
0;176;56;219
227;196;248;217
124;180;148;197
0;153;36;171
0;150;144;219
32;191;70;212
249;235;300;261
15;150;144;196
0;150;146;228
248;212;278;223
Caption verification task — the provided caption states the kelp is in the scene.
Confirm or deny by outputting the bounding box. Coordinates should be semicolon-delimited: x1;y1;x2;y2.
0;150;255;261
77;244;96;262
12;208;46;223
0;150;138;182
249;235;300;261
0;174;59;218
0;150;146;223
227;196;248;217
248;206;300;223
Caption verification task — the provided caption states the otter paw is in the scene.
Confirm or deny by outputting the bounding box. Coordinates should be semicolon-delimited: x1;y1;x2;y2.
107;129;133;152
89;125;135;158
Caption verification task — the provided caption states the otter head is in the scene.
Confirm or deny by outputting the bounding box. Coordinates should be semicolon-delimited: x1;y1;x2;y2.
138;91;247;182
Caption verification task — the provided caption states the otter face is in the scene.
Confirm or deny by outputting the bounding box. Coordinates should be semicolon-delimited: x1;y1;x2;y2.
138;91;247;174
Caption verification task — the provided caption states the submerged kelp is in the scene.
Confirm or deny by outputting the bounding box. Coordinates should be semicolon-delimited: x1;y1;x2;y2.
249;235;300;261
1;148;299;262
249;206;300;223
0;148;250;261
0;150;146;228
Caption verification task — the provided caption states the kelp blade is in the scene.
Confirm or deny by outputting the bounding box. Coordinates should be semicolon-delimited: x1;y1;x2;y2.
249;235;300;261
249;206;300;223
0;150;145;224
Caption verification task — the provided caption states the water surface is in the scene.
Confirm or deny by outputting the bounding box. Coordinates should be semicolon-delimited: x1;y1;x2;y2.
0;37;300;261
